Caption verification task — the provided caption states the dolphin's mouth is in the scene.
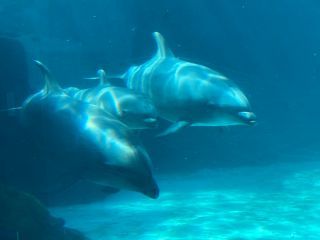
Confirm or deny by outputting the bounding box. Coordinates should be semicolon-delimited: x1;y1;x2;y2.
238;111;257;126
149;187;160;199
144;182;160;199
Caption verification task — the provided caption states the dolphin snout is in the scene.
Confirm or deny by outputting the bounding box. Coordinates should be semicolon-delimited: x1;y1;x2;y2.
238;111;256;126
149;186;160;199
143;180;160;199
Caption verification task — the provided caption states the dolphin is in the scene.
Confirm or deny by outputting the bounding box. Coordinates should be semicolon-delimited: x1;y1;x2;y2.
11;60;159;199
113;32;256;136
64;69;158;130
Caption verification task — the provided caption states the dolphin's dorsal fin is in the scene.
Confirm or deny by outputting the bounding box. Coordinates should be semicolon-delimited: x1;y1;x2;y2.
84;69;110;86
33;60;62;94
97;69;108;85
152;32;174;59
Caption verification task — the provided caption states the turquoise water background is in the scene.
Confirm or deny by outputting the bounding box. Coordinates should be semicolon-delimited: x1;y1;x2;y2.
52;151;320;239
1;1;320;239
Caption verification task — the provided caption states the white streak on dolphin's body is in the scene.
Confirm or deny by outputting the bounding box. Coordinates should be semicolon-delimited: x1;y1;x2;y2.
18;61;159;199
65;69;158;130
116;32;256;136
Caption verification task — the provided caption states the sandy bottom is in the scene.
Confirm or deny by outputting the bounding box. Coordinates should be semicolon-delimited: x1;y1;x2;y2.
51;157;320;240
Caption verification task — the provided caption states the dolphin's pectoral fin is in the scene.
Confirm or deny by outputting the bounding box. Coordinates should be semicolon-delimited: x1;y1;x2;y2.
106;74;126;81
0;107;22;119
0;107;22;114
84;76;110;87
156;121;190;137
153;32;174;58
83;77;100;81
38;173;82;196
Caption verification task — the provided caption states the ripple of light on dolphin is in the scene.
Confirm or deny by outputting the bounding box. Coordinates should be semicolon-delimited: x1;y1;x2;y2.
65;69;158;130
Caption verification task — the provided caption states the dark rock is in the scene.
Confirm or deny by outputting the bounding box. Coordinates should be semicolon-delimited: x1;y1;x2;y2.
0;183;88;240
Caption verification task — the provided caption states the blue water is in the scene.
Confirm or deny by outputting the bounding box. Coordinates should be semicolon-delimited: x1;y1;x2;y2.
52;156;320;239
1;0;320;239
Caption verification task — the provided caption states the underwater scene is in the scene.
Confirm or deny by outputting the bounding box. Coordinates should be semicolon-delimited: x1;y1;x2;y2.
1;0;320;239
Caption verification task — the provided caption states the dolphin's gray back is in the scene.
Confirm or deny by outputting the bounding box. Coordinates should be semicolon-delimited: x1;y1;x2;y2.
126;57;179;101
65;86;121;117
65;85;158;130
67;86;131;115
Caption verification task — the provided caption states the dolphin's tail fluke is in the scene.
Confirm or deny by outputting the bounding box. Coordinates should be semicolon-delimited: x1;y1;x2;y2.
83;76;101;87
106;73;126;81
33;60;62;94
